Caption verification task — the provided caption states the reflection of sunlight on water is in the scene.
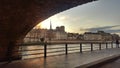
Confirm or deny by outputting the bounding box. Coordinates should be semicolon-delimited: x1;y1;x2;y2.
21;43;116;59
21;45;44;59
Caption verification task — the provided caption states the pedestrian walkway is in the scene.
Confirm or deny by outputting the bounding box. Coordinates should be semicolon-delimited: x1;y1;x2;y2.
99;58;120;68
0;48;120;68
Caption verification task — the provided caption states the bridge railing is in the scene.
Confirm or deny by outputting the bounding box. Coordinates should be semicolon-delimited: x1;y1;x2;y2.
15;41;119;59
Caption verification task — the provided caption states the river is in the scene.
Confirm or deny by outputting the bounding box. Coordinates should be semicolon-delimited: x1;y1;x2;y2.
20;43;117;59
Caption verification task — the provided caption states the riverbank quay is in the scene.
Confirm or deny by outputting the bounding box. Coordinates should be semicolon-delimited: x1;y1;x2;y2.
0;48;120;68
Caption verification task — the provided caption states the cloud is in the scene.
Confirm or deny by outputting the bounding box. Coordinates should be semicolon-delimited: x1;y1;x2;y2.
80;25;120;33
105;29;120;33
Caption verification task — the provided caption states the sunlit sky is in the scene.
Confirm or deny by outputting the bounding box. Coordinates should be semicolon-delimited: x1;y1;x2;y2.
37;0;120;35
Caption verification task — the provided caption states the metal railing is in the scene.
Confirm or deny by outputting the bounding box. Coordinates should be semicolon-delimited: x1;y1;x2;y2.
17;41;119;59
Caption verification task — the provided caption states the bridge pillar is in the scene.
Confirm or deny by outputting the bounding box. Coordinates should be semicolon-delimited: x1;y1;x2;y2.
0;35;21;62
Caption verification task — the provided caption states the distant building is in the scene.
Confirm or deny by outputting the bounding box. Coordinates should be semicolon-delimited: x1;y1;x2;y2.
76;34;84;40
111;34;120;41
83;31;114;41
67;33;79;40
24;28;48;43
24;27;119;42
101;33;112;41
53;26;67;40
55;31;67;40
83;32;102;41
24;25;67;42
56;26;65;32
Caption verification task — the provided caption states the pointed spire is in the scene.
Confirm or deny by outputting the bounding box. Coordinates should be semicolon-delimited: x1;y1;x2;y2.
50;19;52;30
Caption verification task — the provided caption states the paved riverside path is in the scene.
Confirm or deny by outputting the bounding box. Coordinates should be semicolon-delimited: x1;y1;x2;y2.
99;58;120;68
0;48;120;68
99;59;120;68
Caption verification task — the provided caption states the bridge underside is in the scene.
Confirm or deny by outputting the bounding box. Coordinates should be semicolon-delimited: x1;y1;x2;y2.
0;0;96;61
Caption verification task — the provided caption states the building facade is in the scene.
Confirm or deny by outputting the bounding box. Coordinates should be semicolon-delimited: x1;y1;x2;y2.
83;32;102;41
83;31;116;41
24;26;68;42
24;28;119;42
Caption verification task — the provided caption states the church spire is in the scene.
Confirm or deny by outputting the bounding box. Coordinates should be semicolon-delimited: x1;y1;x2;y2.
50;20;52;30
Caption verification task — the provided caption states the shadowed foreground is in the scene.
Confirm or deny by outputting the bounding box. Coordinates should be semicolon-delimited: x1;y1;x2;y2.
0;48;120;68
99;58;120;68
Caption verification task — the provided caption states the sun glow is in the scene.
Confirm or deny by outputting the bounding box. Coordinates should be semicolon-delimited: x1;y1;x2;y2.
36;15;82;33
37;16;65;29
38;19;51;29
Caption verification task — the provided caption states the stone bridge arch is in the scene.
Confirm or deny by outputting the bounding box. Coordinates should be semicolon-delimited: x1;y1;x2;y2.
0;0;96;61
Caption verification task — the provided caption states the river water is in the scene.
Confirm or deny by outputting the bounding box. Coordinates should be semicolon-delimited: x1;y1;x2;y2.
20;43;117;59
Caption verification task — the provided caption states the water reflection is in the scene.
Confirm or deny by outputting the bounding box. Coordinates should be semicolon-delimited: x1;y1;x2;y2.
20;43;117;59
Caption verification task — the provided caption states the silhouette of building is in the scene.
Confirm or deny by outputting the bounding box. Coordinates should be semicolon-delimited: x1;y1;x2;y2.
47;21;67;40
56;26;65;32
47;20;53;41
